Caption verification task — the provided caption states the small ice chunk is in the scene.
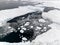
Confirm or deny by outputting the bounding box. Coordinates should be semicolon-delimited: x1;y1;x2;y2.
38;19;46;22
44;27;47;30
8;26;11;29
41;27;47;32
10;30;13;32
43;27;47;31
20;30;24;33
30;26;33;28
40;24;43;26
24;22;30;26
18;27;20;30
20;26;24;28
36;26;41;30
22;37;27;41
22;27;26;30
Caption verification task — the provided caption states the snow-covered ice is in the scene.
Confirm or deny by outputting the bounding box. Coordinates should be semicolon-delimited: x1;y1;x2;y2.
0;0;60;45
42;10;60;24
31;23;60;45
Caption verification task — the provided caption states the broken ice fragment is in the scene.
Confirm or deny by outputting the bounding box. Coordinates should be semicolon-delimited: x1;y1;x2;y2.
20;26;24;28
43;27;47;30
24;22;30;26
22;37;27;41
38;19;46;22
8;26;12;29
30;26;33;28
20;30;24;33
18;27;20;30
36;26;41;30
22;27;26;30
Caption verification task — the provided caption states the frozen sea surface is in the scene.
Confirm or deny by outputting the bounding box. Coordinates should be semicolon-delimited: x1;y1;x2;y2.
0;1;60;45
